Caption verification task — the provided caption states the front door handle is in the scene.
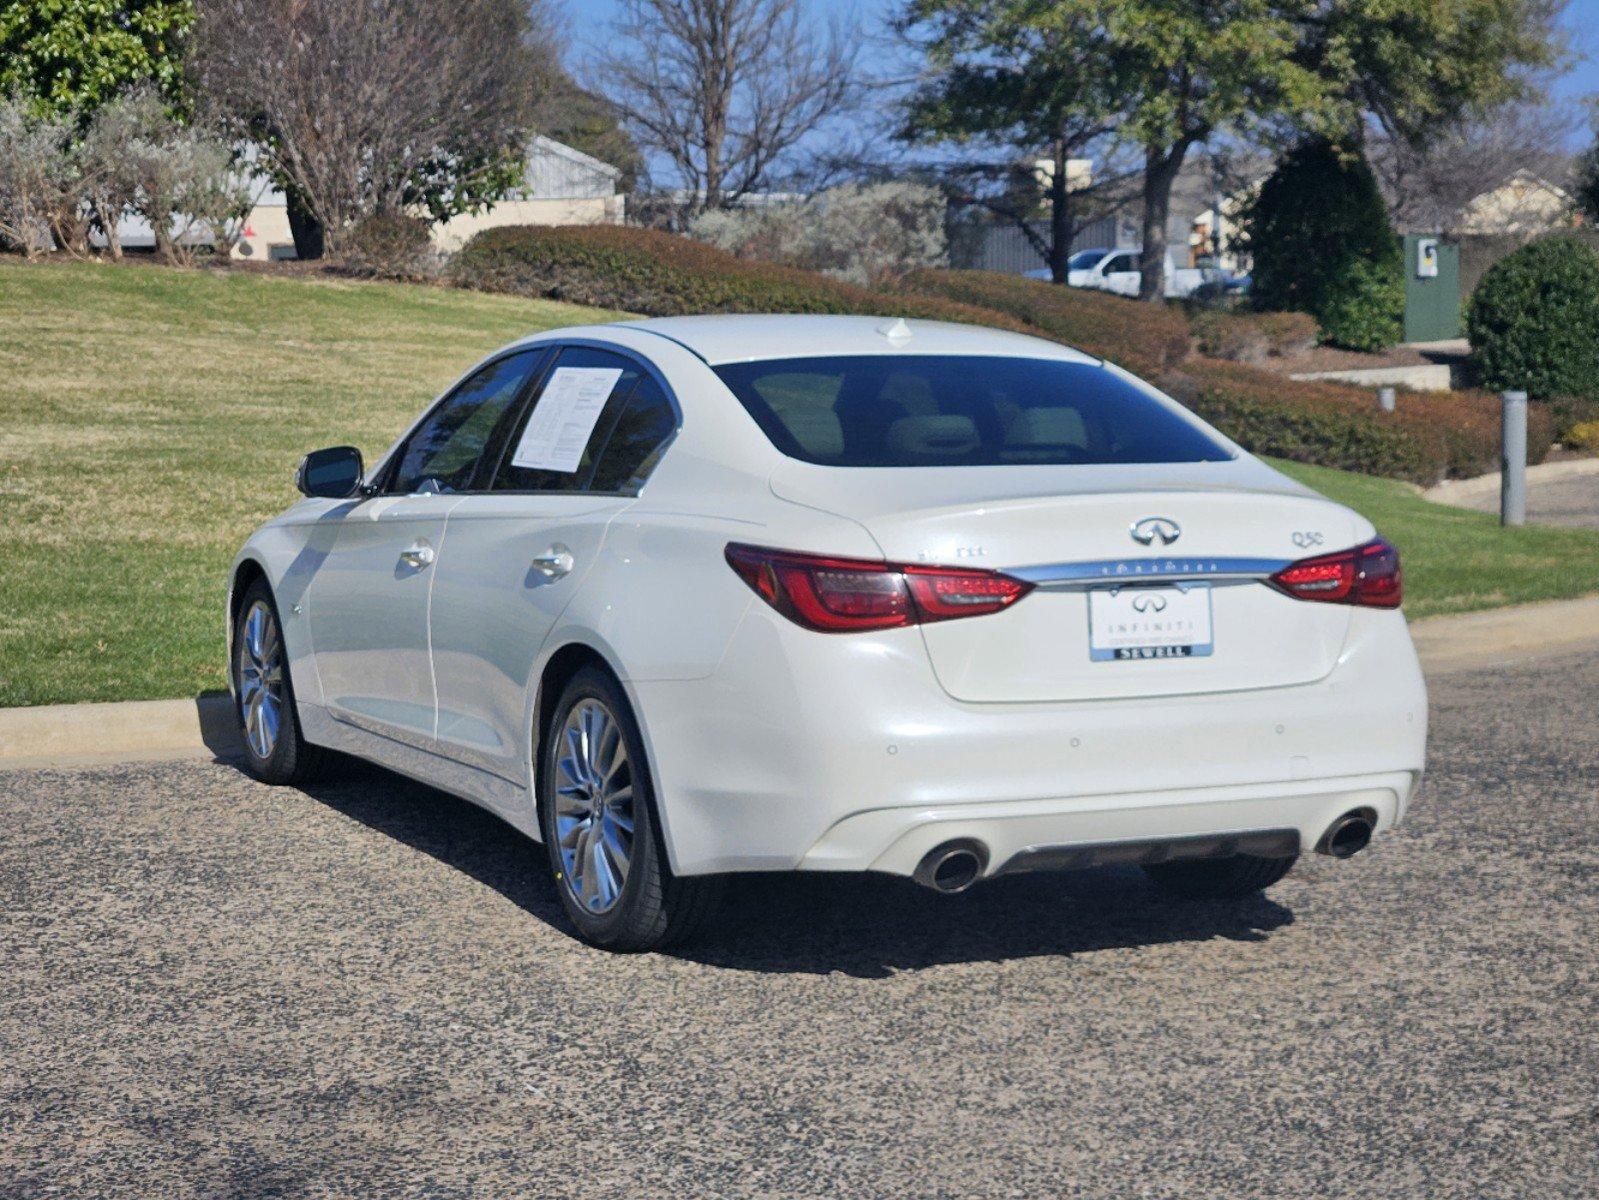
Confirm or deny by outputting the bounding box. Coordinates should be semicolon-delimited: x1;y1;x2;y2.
532;545;575;579
399;543;435;569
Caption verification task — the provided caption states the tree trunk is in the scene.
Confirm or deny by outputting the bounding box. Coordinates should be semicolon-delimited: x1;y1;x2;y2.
1047;137;1074;284
286;186;325;261
1138;143;1190;303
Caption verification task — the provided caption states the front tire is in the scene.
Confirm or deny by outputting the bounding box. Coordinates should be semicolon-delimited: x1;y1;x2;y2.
1143;853;1297;900
539;666;720;951
232;579;326;785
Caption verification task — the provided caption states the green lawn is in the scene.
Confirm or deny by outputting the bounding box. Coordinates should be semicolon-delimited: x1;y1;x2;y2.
1;259;1594;707
0;259;623;706
1274;460;1599;619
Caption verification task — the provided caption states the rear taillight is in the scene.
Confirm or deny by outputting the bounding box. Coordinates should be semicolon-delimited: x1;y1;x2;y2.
1270;537;1402;609
725;543;1033;633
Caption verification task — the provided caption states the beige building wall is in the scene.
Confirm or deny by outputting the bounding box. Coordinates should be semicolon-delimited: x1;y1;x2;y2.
233;194;626;259
232;204;296;261
431;196;626;252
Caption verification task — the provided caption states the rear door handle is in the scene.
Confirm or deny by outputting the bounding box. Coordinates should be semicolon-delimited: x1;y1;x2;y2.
532;546;575;578
399;543;435;569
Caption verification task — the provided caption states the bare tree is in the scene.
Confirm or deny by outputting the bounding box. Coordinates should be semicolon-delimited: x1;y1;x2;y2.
597;0;861;211
1368;98;1579;234
192;0;558;257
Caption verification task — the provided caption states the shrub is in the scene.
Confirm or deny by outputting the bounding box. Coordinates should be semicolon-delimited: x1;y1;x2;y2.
692;182;947;287
341;212;437;279
0;96;81;258
1545;395;1599;443
1247;139;1404;351
452;224;1034;331
1316;257;1406;352
1190;308;1319;364
1466;235;1599;402
1174;361;1551;483
900;269;1190;373
1566;420;1599;452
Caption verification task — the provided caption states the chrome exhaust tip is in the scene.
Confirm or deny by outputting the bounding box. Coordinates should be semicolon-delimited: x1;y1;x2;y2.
913;840;988;894
1316;810;1376;859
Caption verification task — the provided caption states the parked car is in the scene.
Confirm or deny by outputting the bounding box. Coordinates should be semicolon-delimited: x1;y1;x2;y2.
1028;247;1216;299
231;315;1427;950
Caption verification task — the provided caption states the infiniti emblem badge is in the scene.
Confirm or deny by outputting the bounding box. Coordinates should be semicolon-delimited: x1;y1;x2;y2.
1131;593;1168;613
1130;516;1181;547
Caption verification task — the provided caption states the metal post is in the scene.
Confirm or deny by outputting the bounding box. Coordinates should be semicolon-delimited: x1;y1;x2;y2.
1377;387;1396;413
1501;390;1527;527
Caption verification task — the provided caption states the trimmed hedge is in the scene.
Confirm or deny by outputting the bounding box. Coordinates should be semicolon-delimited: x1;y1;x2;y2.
900;268;1190;373
449;229;1536;483
1189;308;1319;364
452;224;1036;333
1173;361;1551;483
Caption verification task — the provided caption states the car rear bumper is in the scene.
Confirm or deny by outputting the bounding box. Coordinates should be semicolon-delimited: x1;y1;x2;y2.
797;770;1415;879
630;605;1428;877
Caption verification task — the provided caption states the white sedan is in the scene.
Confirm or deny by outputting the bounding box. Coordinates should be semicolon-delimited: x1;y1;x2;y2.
230;315;1427;950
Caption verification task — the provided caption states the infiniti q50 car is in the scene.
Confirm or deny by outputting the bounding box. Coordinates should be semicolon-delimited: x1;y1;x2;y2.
230;315;1427;950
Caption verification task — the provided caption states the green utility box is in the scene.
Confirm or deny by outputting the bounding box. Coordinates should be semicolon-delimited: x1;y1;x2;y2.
1402;233;1461;343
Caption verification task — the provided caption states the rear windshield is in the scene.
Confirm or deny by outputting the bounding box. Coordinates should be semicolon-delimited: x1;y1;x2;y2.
713;355;1233;467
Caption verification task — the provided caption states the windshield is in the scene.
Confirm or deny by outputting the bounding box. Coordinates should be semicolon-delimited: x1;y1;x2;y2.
713;355;1234;468
1066;250;1106;270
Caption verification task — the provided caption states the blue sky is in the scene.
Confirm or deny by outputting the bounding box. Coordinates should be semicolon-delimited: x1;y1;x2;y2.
1555;0;1599;107
569;0;1599;144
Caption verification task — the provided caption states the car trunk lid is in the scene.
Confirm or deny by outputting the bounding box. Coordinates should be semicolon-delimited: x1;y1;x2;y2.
770;460;1366;703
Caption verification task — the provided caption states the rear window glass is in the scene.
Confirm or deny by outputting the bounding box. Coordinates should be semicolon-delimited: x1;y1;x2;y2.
712;355;1233;467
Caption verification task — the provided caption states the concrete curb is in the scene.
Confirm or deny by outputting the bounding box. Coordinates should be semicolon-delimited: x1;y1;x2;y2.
3;595;1599;769
1424;457;1599;506
0;694;240;771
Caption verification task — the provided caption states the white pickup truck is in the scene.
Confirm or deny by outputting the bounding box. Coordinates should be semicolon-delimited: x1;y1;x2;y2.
1052;248;1214;299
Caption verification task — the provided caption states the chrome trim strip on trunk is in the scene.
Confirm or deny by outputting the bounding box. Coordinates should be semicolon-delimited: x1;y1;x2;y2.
1011;556;1292;588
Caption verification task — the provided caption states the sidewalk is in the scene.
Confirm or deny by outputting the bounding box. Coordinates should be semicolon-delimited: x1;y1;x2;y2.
1425;457;1599;530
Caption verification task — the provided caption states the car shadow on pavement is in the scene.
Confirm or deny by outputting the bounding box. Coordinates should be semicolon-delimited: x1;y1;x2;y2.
285;758;1295;980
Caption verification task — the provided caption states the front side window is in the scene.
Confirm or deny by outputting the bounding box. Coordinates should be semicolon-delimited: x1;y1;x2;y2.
1103;253;1138;274
491;347;647;492
389;350;543;494
712;355;1233;468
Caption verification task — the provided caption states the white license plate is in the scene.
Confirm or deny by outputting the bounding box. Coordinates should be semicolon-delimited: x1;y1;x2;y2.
1088;584;1214;661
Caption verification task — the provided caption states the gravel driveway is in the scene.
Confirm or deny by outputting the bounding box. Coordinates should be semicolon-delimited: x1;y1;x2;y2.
3;655;1596;1199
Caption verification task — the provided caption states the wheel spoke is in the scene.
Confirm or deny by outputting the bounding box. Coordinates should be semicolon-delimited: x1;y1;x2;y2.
600;817;631;877
590;835;618;908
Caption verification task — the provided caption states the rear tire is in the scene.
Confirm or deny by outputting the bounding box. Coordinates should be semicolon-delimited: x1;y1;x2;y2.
232;578;327;785
538;666;721;951
1143;853;1297;900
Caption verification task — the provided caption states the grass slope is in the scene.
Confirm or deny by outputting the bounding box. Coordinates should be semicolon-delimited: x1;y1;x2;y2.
0;260;623;706
0;260;1593;706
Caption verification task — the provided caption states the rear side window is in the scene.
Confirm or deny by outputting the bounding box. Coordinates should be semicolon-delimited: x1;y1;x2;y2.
587;375;677;493
712;355;1232;467
491;347;643;492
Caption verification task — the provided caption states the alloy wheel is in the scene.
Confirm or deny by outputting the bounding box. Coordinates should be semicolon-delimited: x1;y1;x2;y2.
237;600;285;761
553;698;636;914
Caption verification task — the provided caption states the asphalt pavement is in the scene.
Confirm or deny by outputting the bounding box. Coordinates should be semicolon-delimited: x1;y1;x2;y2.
2;653;1596;1199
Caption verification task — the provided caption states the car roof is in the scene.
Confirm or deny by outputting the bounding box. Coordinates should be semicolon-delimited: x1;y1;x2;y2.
611;314;1100;367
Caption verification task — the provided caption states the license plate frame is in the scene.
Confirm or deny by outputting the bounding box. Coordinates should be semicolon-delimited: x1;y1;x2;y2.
1087;583;1214;662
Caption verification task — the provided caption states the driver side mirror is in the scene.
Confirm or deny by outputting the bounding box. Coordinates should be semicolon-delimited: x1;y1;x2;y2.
296;445;365;498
